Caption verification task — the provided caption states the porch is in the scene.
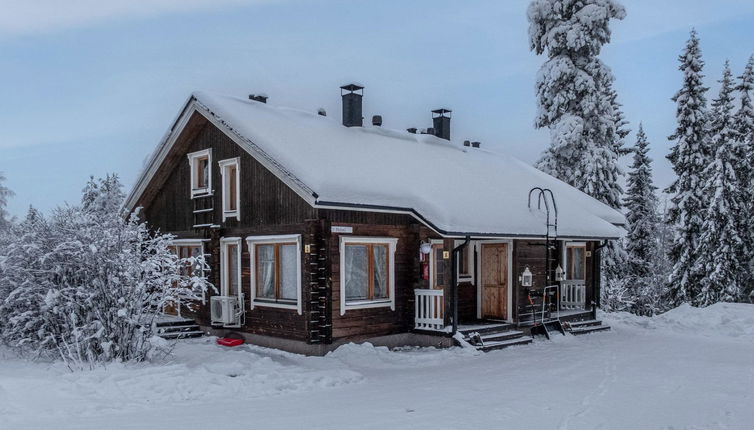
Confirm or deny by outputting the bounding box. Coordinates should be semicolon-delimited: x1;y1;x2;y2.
414;280;594;333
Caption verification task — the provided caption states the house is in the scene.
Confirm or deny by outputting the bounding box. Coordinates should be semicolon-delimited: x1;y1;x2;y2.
124;84;625;354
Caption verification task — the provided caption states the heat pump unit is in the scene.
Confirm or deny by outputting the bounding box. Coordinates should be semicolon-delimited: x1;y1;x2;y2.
210;295;244;327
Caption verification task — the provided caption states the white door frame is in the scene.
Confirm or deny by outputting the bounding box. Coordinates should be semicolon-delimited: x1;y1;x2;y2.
476;240;513;322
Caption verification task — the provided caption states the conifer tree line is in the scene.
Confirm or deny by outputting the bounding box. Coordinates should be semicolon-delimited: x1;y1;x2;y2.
528;0;754;313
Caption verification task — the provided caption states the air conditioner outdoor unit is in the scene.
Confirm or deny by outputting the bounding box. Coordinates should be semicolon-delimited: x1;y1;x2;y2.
211;295;244;327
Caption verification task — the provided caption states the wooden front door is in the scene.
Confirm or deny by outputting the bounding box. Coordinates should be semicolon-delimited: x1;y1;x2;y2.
481;243;509;319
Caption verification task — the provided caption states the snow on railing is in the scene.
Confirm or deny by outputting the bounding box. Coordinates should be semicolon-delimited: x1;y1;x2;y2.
560;280;586;310
414;289;445;331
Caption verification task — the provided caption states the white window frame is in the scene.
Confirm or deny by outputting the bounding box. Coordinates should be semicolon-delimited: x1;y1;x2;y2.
219;237;243;298
563;241;587;281
339;236;398;315
246;234;303;315
170;239;210;304
218;157;241;221
454;239;474;281
187;148;212;198
428;239;445;289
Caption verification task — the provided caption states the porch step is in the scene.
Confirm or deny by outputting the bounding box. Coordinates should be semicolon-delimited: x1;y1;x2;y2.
477;337;533;352
480;330;525;343
159;330;205;340
459;321;531;352
568;324;611;335
568;319;603;328
155;318;197;328
155;318;205;340
458;322;516;337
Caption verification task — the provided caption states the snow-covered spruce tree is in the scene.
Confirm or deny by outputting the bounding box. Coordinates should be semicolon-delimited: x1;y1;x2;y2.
622;124;661;314
528;0;626;209
0;176;211;367
624;124;658;279
734;56;754;301
527;0;628;305
692;61;746;306
665;29;710;306
0;172;14;233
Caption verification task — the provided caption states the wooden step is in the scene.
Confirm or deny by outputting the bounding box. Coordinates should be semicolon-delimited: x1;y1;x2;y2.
156;324;201;334
569;325;611;335
158;330;205;340
458;322;516;336
155;318;197;328
477;337;533;352
568;319;603;328
479;330;525;343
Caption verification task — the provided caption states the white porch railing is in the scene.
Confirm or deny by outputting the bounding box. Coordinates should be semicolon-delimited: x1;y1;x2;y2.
414;289;445;331
560;280;586;311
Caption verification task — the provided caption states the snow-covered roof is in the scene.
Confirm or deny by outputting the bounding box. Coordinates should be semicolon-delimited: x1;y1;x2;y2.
127;91;625;239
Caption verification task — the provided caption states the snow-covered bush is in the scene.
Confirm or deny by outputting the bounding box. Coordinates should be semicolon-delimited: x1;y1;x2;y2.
0;176;211;368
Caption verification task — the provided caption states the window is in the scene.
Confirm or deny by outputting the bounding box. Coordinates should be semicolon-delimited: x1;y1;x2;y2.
219;158;240;221
339;237;398;315
431;243;447;289
170;240;206;278
168;240;208;308
565;243;587;281
187;149;212;197
247;235;302;314
220;238;242;297
454;240;473;279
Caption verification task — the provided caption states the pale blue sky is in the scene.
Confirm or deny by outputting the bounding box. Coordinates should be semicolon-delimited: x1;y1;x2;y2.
1;0;753;217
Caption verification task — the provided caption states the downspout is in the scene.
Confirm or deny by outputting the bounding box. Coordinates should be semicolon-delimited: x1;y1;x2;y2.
593;240;608;319
451;236;471;336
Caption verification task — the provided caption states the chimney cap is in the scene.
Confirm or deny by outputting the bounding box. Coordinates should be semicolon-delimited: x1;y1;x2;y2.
463;140;471;147
249;94;268;103
340;83;364;93
471;141;481;148
432;108;452;117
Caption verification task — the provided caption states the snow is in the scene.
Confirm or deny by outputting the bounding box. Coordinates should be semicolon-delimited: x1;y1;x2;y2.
2;303;753;429
127;91;625;239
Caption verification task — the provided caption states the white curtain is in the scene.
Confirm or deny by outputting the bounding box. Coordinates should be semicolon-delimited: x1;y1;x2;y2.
344;245;368;301
280;244;297;300
373;245;387;299
258;245;275;298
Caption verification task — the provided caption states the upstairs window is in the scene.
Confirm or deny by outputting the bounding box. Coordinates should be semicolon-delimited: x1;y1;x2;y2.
565;242;587;281
219;158;240;221
188;149;212;197
339;237;397;315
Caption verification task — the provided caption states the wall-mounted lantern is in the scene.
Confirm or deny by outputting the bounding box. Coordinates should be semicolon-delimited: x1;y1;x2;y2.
419;241;432;256
555;264;565;282
520;266;533;287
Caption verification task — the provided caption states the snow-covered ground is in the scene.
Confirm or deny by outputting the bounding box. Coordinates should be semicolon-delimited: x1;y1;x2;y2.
2;303;753;430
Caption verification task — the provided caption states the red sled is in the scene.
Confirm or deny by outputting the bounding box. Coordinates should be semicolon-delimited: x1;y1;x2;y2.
216;337;244;347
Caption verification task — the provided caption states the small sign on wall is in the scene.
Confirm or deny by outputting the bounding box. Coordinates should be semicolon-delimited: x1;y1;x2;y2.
331;225;353;234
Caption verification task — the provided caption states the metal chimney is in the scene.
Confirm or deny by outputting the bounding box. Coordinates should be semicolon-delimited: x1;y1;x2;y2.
249;94;268;103
340;83;364;127
432;108;451;140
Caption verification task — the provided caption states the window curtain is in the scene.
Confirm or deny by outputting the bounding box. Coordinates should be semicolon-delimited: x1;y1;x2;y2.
227;244;239;296
345;245;368;301
258;245;275;298
280;244;297;300
373;245;387;299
